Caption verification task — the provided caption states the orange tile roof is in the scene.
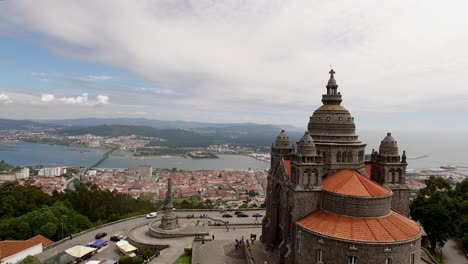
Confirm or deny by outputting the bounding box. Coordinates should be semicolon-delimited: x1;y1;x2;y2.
27;234;54;247
0;235;53;259
323;169;390;197
297;210;421;242
284;159;291;179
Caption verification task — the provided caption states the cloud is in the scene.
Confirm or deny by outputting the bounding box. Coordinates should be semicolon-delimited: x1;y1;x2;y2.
1;1;468;126
85;75;112;82
0;93;13;104
41;93;55;102
96;95;109;104
40;93;109;106
31;72;47;77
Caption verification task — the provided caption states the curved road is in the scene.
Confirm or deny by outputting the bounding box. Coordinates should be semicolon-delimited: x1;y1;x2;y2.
37;210;265;262
443;239;468;264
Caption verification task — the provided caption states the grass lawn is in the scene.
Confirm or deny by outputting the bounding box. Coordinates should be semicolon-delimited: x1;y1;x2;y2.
424;247;444;264
174;254;191;264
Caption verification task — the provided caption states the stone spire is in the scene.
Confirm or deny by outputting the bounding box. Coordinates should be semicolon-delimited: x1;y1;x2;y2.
160;177;178;230
165;177;174;210
322;69;342;105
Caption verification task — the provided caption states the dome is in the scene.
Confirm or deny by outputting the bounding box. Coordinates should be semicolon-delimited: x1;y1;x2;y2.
379;132;399;156
275;130;292;149
307;70;358;141
297;132;317;156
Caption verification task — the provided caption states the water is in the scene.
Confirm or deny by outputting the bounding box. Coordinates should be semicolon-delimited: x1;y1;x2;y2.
1;130;467;170
0;141;106;167
0;141;269;170
98;151;270;170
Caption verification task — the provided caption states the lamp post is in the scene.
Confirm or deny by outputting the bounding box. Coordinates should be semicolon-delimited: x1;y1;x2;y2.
61;216;67;240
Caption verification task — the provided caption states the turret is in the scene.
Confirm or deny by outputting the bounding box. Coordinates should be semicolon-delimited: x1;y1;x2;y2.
270;130;294;171
291;132;323;189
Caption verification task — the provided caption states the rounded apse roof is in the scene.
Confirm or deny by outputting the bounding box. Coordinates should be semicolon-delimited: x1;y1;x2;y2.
297;210;421;243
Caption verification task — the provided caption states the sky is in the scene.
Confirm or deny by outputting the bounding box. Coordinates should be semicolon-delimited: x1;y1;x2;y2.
0;0;467;131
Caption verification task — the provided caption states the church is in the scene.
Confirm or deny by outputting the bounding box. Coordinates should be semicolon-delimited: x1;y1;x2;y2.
261;70;422;264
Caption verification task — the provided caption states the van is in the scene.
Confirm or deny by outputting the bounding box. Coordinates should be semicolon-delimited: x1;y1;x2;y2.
146;212;157;219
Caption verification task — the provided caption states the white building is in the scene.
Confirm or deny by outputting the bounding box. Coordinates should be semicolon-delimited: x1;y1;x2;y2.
38;167;66;177
15;168;30;180
0;235;53;264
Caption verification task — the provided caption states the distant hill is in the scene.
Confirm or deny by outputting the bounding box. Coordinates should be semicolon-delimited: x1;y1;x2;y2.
0;119;56;131
58;124;303;147
39;118;300;131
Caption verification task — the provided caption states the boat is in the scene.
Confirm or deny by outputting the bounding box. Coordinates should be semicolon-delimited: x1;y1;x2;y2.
440;165;457;170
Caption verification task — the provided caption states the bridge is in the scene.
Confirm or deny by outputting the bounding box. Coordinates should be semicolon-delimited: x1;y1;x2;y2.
85;146;119;172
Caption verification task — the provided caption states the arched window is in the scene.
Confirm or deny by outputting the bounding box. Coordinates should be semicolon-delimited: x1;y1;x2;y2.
348;152;352;162
342;152;347;162
388;169;395;183
304;169;310;185
396;168;403;183
337;152;342;162
358;150;364;161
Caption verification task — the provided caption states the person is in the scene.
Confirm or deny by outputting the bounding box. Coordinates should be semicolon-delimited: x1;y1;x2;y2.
212;234;215;240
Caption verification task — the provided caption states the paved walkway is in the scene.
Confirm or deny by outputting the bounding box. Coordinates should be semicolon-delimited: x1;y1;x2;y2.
191;226;262;264
443;239;468;264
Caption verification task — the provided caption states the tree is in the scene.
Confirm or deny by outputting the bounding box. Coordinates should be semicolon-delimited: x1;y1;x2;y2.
39;222;57;239
119;256;132;264
420;176;452;196
17;256;41;264
132;257;144;264
411;177;458;251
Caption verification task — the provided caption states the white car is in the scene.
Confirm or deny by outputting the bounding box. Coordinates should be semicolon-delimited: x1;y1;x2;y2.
146;212;157;219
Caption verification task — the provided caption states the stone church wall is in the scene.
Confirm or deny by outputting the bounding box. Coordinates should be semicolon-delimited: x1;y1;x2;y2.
295;228;422;264
390;187;411;216
321;191;392;217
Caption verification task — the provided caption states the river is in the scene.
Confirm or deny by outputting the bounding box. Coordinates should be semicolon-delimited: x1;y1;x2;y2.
0;141;269;170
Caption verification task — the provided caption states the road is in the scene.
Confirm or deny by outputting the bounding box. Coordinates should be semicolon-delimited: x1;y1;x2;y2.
443;239;468;264
37;209;266;262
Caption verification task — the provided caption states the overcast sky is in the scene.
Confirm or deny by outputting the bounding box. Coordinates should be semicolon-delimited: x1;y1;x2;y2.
0;0;467;131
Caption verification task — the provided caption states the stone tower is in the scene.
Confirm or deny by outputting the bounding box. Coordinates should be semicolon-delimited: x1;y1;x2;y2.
307;69;367;176
370;132;410;216
160;177;178;230
262;69;421;264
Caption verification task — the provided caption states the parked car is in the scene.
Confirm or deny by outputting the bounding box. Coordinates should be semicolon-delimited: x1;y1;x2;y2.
234;211;243;215
110;235;121;242
237;213;249;217
222;214;233;218
95;232;107;239
252;213;263;217
146;212;158;219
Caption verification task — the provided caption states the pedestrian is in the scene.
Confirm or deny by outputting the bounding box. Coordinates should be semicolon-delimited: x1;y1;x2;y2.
212;234;215;240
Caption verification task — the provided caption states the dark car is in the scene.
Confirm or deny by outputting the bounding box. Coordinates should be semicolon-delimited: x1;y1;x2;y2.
222;214;233;218
234;211;242;215
237;213;248;217
95;232;107;239
252;213;263;217
110;235;120;242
